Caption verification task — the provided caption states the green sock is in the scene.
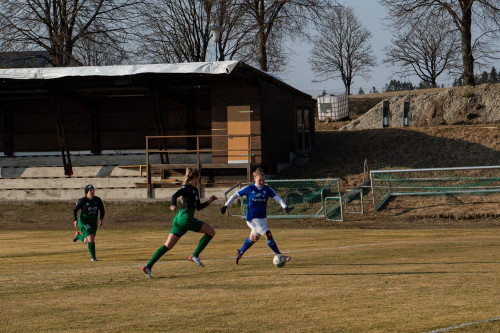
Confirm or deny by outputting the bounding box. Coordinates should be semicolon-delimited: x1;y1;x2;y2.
193;235;213;257
147;245;168;268
88;242;96;259
77;234;85;243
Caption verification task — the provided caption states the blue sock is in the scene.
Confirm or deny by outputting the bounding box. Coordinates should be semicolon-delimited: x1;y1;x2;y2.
267;239;280;255
239;238;254;255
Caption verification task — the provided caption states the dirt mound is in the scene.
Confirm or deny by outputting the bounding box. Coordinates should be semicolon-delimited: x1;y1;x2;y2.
341;83;500;130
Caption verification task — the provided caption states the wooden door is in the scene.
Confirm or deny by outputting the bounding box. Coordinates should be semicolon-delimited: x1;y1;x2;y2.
227;105;251;163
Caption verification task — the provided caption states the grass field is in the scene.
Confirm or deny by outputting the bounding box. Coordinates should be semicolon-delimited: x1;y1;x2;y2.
1;228;498;332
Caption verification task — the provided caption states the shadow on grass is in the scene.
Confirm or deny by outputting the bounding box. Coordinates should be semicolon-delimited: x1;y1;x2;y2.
278;127;500;181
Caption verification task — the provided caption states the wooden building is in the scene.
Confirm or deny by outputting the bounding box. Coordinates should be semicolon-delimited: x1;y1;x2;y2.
0;61;315;180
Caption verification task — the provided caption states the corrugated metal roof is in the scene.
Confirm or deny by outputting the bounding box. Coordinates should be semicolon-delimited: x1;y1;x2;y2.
0;61;240;80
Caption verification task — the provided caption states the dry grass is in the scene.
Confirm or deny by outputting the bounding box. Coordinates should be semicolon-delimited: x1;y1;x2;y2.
1;102;499;331
1;228;499;332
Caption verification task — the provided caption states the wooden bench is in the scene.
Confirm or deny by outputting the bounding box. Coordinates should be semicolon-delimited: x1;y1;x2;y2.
149;163;252;182
119;165;147;176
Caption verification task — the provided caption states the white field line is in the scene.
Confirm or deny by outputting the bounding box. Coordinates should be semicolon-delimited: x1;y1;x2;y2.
0;240;408;279
423;316;500;333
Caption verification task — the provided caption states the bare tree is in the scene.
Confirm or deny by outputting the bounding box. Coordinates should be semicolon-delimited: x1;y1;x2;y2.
383;14;461;88
135;0;213;63
74;34;129;67
380;0;500;86
309;6;376;95
238;0;333;72
0;0;142;67
212;0;255;62
135;0;254;64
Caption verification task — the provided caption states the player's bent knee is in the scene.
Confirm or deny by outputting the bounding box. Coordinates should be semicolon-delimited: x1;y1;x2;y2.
265;230;273;240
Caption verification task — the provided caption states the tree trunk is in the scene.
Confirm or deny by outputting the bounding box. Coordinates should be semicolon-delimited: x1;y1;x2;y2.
460;1;476;86
257;0;268;71
257;22;268;70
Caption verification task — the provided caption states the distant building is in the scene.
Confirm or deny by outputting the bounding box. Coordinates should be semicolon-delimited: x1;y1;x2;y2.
0;61;316;177
0;51;52;68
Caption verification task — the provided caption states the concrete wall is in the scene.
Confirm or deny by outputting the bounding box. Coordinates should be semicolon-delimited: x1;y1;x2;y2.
0;154;235;202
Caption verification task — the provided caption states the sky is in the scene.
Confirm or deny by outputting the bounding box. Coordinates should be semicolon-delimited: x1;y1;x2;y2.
282;0;398;96
282;1;500;97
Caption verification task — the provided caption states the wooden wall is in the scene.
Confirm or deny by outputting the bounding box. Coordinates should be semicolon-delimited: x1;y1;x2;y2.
259;80;316;173
1;71;315;175
210;75;261;164
0;82;212;155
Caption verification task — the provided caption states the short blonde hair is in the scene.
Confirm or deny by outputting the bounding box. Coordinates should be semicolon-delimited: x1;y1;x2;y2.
182;167;200;185
253;167;265;179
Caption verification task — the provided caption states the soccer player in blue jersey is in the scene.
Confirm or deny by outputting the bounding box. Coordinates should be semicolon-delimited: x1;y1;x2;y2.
221;168;292;265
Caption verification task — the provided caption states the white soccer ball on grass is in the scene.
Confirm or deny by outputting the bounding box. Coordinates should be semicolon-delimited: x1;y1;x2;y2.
273;254;286;268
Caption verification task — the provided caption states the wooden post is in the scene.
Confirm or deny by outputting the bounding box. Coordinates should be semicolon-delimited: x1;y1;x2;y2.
146;136;152;199
90;108;101;154
52;89;73;177
2;109;13;156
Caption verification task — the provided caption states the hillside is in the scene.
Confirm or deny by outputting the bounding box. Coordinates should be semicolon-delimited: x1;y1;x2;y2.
286;85;500;225
279;125;500;187
342;83;500;130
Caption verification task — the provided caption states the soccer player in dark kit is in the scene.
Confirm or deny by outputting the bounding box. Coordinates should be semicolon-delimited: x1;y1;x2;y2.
142;168;217;278
72;184;105;261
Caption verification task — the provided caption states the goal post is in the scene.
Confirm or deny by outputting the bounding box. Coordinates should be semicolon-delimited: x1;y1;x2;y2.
224;178;341;219
370;165;500;211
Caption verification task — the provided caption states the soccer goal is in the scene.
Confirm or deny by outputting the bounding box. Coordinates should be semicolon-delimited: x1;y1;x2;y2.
224;178;341;219
370;165;500;211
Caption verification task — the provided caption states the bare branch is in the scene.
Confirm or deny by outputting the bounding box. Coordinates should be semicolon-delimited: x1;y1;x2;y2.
309;6;376;95
380;0;500;86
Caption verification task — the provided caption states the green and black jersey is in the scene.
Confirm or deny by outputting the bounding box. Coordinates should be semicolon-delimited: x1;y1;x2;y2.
170;184;208;236
171;184;208;212
73;196;105;222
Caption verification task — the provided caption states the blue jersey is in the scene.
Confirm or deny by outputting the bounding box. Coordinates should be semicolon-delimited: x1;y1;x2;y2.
238;184;278;221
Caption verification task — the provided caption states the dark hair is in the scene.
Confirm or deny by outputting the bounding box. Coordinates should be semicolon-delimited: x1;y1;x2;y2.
84;184;94;194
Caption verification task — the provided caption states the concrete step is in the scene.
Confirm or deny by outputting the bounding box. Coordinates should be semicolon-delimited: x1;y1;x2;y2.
0;176;145;189
0;186;229;202
0;155;239;201
0;153;158;167
0;165;145;178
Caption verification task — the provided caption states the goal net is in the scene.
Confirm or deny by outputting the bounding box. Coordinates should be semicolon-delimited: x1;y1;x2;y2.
370;165;500;211
224;179;341;219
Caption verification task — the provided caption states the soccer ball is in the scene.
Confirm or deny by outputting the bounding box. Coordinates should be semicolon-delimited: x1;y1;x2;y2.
273;254;286;268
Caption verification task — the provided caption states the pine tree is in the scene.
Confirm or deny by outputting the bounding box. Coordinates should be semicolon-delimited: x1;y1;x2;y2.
479;71;489;84
489;67;498;83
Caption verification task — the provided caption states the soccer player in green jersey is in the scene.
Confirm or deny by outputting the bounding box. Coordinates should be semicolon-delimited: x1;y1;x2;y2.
142;168;217;278
72;185;105;261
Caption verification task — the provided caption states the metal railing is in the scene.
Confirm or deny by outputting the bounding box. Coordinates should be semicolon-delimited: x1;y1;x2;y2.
370;165;500;211
145;134;261;198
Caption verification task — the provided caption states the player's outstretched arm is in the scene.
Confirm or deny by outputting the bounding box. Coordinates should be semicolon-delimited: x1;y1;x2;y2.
221;192;240;214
